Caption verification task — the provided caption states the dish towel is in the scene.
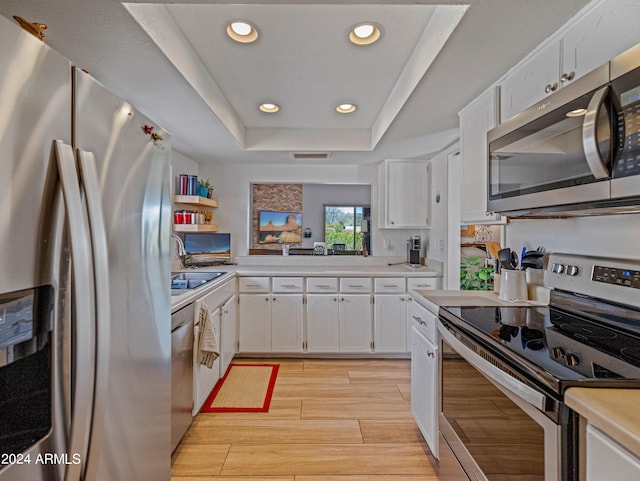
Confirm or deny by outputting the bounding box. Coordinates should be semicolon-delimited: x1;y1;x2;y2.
198;304;219;368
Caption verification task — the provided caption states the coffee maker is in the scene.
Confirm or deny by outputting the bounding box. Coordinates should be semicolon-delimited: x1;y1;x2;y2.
407;235;421;266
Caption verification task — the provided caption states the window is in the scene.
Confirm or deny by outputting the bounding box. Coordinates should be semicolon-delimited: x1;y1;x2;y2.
324;205;370;252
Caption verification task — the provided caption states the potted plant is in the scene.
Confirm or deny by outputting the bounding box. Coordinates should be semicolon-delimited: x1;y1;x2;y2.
198;178;210;197
460;255;494;291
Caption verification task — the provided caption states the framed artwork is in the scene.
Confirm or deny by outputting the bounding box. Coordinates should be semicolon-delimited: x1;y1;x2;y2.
258;211;302;244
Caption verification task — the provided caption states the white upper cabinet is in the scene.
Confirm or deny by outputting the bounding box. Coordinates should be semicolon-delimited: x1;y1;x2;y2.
562;0;640;80
500;0;640;122
459;87;502;224
500;40;562;122
378;159;430;229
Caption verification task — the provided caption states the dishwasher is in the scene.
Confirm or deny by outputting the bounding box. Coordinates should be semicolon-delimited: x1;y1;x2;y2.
171;303;195;452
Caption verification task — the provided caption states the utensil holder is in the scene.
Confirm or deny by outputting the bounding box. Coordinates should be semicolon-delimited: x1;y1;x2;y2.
498;270;528;302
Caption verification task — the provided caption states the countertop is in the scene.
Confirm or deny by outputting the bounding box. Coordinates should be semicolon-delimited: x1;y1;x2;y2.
566;388;640;458
409;288;547;315
171;262;442;313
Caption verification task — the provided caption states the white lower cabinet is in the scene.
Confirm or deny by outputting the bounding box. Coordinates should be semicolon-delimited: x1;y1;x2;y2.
306;294;371;352
338;294;372;353
410;299;439;458
374;294;408;352
586;424;640;480
270;294;304;352
219;294;237;376
238;294;271;352
306;294;340;352
411;325;438;458
193;278;236;415
238;293;303;352
236;275;441;355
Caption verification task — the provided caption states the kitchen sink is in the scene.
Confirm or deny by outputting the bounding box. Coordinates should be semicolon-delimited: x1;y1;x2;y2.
170;271;226;295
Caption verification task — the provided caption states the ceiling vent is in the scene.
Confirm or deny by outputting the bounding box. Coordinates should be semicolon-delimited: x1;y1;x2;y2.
291;152;331;160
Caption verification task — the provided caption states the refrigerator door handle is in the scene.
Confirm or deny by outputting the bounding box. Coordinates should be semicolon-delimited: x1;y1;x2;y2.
53;141;95;481
76;149;111;481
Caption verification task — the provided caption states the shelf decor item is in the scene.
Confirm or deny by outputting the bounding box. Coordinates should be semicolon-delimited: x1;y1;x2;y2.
198;178;211;197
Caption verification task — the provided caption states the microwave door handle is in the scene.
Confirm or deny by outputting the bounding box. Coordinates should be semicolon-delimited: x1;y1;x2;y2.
582;85;610;180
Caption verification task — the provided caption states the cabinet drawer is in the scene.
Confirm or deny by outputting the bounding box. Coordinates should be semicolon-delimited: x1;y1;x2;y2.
409;300;437;343
238;277;270;293
340;277;372;293
307;277;338;293
272;277;304;293
374;277;406;293
407;277;441;291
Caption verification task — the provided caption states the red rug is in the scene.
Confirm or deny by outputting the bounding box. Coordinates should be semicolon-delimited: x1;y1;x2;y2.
200;363;279;413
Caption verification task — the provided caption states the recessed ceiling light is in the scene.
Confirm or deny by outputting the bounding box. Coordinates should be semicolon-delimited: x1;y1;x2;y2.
226;20;258;43
349;23;382;45
336;103;357;114
259;103;280;113
566;108;587;117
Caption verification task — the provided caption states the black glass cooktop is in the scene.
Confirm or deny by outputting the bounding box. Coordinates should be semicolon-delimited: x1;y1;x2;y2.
440;303;640;391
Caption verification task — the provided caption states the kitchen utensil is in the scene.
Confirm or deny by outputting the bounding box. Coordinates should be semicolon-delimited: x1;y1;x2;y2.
485;241;502;259
521;259;544;270
510;251;519;270
498;248;513;270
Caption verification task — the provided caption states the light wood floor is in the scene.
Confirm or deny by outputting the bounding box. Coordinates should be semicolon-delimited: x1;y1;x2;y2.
171;358;439;481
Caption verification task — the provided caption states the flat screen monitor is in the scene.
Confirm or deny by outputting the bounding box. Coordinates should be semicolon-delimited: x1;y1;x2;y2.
183;232;231;266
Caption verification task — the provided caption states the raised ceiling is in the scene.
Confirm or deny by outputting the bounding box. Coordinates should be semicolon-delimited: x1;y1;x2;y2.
125;3;467;152
0;0;592;165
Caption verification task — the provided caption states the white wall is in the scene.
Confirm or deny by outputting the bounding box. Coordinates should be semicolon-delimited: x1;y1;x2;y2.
506;214;640;260
199;162;426;257
171;149;199;195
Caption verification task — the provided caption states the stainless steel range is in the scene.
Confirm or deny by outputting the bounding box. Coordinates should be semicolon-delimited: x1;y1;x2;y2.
437;253;640;481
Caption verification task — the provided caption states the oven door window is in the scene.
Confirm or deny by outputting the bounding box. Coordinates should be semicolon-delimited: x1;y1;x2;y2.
441;348;546;480
489;90;611;200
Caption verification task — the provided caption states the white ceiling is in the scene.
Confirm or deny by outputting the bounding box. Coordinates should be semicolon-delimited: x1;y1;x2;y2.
0;0;592;165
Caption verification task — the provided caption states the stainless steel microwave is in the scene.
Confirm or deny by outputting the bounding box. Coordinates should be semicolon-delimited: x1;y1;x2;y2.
487;43;640;217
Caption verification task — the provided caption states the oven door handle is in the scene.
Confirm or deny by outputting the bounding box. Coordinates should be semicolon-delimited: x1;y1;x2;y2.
439;322;547;411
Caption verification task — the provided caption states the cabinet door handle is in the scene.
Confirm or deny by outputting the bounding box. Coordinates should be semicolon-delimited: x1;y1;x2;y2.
383;284;399;288
265;297;270;301
282;284;298;288
560;71;575;83
348;285;365;288
544;82;558;93
317;285;332;289
246;283;262;288
427;351;435;358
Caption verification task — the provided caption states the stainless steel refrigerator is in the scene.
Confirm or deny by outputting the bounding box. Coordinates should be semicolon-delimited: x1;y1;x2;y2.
0;14;172;481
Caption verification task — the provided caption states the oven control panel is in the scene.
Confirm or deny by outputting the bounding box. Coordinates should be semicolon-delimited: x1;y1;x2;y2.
592;265;640;289
546;254;640;309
